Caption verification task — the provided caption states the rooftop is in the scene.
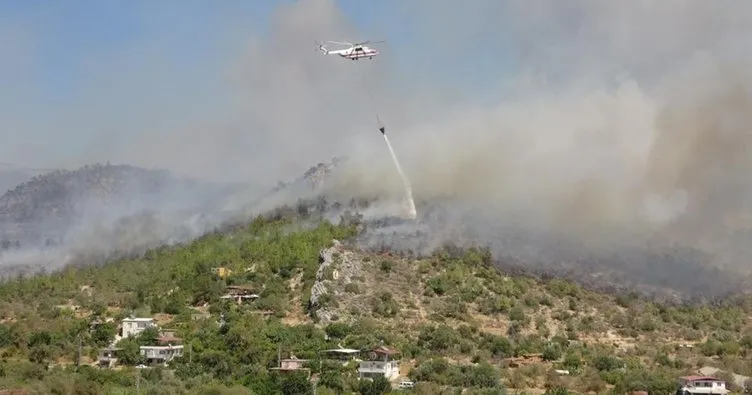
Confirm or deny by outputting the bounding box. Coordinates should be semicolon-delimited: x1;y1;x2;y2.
157;335;182;344
321;347;360;354
140;344;184;350
680;375;722;382
372;346;400;355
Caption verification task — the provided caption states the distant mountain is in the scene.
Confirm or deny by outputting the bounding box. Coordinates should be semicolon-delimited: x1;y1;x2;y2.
0;158;351;272
0;165;40;196
0;163;242;250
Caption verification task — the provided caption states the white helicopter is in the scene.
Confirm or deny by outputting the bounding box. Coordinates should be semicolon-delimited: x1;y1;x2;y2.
317;40;384;60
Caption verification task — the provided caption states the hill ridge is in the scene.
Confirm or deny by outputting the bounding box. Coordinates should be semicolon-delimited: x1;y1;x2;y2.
0;210;751;393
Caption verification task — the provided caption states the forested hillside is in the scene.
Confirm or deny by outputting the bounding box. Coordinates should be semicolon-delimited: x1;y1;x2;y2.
0;163;239;254
1;207;752;395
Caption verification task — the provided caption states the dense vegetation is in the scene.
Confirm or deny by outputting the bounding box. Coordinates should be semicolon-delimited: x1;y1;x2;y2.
1;208;752;394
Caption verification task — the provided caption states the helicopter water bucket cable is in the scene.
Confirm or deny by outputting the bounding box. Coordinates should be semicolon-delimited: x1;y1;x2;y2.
355;60;385;132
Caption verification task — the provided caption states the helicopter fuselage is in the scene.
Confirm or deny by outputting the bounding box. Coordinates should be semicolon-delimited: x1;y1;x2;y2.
339;46;379;60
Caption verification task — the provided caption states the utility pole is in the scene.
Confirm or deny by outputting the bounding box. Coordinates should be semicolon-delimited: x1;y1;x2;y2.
136;369;141;395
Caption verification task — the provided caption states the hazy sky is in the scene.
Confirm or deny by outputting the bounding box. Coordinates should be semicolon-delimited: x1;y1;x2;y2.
0;0;513;172
1;0;749;193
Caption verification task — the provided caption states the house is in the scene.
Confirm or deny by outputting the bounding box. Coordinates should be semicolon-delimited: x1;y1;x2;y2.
358;346;401;381
120;317;156;339
98;347;123;368
320;346;361;366
220;285;260;305
140;344;184;365
143;329;185;364
698;366;751;390
270;355;311;378
677;375;729;394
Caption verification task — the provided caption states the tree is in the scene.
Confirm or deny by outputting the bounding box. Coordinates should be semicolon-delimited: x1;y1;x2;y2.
469;361;501;388
542;345;562;362
509;307;526;323
325;322;351;339
28;344;51;365
359;376;392;395
544;387;569;395
91;322;117;347
278;371;313;395
114;338;142;366
138;326;161;346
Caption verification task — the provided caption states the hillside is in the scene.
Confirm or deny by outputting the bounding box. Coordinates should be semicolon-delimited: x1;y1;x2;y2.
0;159;349;268
0;165;42;197
0;163;262;280
0;163;238;247
0;157;749;303
1;208;752;394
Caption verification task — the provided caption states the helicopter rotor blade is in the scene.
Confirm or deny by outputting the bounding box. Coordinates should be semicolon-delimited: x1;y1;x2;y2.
355;40;385;46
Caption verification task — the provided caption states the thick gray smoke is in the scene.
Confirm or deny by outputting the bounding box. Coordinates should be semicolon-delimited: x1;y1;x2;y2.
314;1;752;298
2;1;752;299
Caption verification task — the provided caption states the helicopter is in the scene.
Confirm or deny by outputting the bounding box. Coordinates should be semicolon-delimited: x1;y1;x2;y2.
317;40;384;60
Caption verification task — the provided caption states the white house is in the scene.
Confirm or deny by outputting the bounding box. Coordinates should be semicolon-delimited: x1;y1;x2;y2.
358;346;401;381
140;344;184;365
677;375;729;395
121;317;156;339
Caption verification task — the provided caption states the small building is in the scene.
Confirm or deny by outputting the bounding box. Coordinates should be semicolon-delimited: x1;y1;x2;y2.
270;356;311;378
140;344;184;365
121;317;156;339
320;346;361;366
220;285;260;305
698;366;751;390
358;346;401;381
677;375;729;395
98;347;122;368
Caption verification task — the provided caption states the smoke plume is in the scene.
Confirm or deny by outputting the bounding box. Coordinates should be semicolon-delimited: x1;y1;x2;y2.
2;0;752;298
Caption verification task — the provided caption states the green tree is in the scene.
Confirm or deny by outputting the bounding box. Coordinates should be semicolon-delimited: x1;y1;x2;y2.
359;376;392;395
542;344;562;362
278;371;313;395
544;387;569;395
114;338;143;366
91;322;117;347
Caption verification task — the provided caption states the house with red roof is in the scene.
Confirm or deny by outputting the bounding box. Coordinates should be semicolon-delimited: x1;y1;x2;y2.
677;375;729;394
358;345;401;381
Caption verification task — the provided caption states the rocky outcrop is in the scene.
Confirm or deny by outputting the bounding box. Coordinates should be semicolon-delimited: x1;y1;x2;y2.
309;239;367;324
